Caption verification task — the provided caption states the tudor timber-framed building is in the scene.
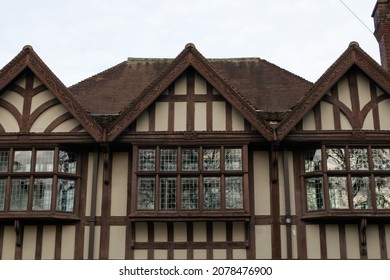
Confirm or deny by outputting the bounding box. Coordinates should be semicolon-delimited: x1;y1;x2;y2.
1;1;390;260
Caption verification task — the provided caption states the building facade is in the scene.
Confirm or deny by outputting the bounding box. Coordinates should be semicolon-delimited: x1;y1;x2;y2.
1;1;390;259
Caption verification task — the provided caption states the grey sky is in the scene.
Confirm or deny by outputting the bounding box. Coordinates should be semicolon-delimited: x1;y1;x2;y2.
0;0;380;86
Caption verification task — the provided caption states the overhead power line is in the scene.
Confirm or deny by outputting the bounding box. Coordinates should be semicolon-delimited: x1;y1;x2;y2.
339;0;374;34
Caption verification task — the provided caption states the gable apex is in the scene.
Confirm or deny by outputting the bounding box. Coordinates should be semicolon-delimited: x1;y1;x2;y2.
0;45;103;141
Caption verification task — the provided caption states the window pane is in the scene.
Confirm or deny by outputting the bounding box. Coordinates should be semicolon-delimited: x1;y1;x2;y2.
181;177;198;209
137;177;155;210
225;148;242;171
349;149;368;170
10;178;29;211
351;177;371;209
304;149;322;172
326;148;346;170
376;177;390;209
203;149;220;171
160;149;177;171
203;177;220;209
329;177;348;209
13;150;32;172
182;149;198;171
305;177;324;211
59;150;77;174
0;179;6;211
56;179;75;212
373;149;390;170
160;177;176;210
226;177;243;209
138;149;155;171
36;150;54;172
33;178;52;210
0;151;9;172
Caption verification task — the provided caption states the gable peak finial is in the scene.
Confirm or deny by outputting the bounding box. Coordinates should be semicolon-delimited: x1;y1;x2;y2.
185;43;196;49
23;45;33;51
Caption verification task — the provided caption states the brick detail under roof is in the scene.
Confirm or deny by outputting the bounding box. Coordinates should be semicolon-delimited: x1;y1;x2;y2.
373;0;390;70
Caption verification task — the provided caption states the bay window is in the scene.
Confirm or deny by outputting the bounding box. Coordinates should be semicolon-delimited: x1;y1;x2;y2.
132;145;248;216
0;147;79;216
303;145;390;215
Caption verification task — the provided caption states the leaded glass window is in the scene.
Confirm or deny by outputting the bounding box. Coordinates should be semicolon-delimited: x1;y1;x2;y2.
36;150;54;172
203;177;221;209
0;179;6;211
225;177;243;209
160;149;177;171
304;145;390;213
181;177;198;209
203;149;220;171
33;178;52;210
160;177;176;210
138;149;155;171
59;150;77;174
10;178;29;211
137;177;155;210
57;179;75;212
0;151;8;172
182;149;198;171
225;149;242;170
13;150;32;172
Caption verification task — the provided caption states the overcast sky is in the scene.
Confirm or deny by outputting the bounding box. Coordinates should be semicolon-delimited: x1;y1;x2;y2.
0;0;381;86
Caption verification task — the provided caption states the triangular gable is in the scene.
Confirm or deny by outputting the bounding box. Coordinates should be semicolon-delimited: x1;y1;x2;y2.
0;45;102;141
107;43;274;141
276;42;390;140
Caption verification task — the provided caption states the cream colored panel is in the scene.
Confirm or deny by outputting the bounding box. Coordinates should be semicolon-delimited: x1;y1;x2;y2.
320;101;335;130
136;110;149;132
134;250;148;259
83;225;90;259
213;249;226;259
345;224;360;259
93;226;101;260
30;104;68;132
233;249;247;259
279;152;296;215
155;250;167;259
111;152;128;216
2;226;15;259
306;224;320;259
174;250;187;259
366;225;381;259
255;225;272;259
212;101;226;131
155;102;169;131
326;224;340;259
232;107;245;131
109;226;126;259
193;222;206;242
302;110;315;130
357;73;371;110
340;112;352;130
213;222;226;242
233;221;245;242
385;225;390;258
1;90;23;113
193;249;207;259
52;118;81;132
194;102;207;131
135;222;148;242
377;86;385;97
175;73;186;95
22;226;37;260
195;72;207;95
15;75;26;88
378;99;390;130
174;222;187;242
254;151;270;215
0;107;19;132
41;225;56;259
338;77;352;110
154;222;167;242
61;225;76;259
174;102;187;131
31;90;55;112
280;225;298;259
33;76;43;88
362;111;374;130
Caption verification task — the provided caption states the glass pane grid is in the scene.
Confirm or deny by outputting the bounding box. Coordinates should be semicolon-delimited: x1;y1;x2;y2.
225;177;243;209
203;177;221;209
36;150;54;172
376;177;390;209
306;177;324;211
326;148;346;170
304;149;322;172
159;177;176;210
59;150;77;174
160;149;177;171
0;179;6;211
13;151;32;172
56;179;75;212
373;149;390;170
181;177;198;209
10;178;29;211
225;148;242;171
137;177;155;210
0;151;9;172
352;177;371;209
328;176;348;209
33;178;52;210
349;149;368;170
182;149;198;171
138;149;155;171
203;149;220;171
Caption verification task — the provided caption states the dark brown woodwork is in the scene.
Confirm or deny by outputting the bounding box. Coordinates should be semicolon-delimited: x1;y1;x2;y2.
35;225;43;260
54;225;62;259
339;224;347;259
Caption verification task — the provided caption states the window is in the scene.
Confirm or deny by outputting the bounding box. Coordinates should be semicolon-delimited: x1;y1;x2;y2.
133;146;247;216
303;146;390;214
0;148;79;215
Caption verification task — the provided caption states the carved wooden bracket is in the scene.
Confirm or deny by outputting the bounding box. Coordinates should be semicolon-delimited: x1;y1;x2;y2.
14;219;24;247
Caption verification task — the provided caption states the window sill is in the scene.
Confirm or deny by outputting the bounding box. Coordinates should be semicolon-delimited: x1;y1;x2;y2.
302;211;390;223
129;212;251;222
0;212;80;224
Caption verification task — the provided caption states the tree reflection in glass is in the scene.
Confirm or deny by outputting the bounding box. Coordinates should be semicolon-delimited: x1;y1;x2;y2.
328;176;348;209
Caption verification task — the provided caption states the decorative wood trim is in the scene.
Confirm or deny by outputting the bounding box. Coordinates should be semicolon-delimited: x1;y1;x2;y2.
35;225;43;260
270;149;281;259
339;224;347;259
44;112;74;133
379;224;388;259
54;225;62;260
319;224;327;259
